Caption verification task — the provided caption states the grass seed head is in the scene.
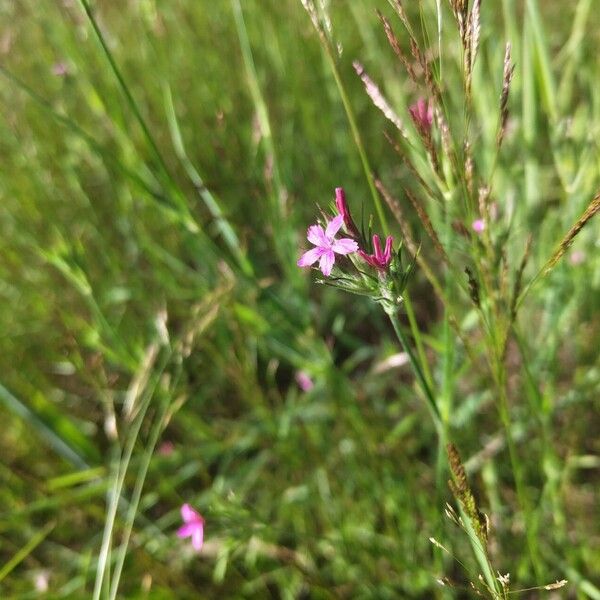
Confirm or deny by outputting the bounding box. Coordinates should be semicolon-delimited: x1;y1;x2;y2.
498;42;515;148
447;443;488;546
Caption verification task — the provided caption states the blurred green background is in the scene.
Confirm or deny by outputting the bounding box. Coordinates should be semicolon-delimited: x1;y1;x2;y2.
1;0;599;597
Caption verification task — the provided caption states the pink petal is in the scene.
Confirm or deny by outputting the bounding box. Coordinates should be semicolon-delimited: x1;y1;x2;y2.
332;238;358;255
409;98;433;132
570;250;585;265
372;235;383;262
295;370;314;392
383;236;393;262
181;503;200;523
358;249;379;268
325;215;343;239
307;224;327;247
335;188;348;218
297;246;325;268
319;251;335;276
191;524;204;551
177;523;197;539
472;219;485;233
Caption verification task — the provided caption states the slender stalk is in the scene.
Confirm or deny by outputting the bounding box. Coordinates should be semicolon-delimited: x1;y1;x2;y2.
318;35;388;235
492;355;544;581
77;0;189;216
232;0;298;279
109;361;183;599
513;326;565;538
92;350;171;600
388;308;502;597
387;310;441;427
403;294;435;390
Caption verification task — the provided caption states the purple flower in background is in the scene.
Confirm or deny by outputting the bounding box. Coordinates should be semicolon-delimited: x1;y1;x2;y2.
472;219;486;234
295;370;314;392
297;214;358;276
409;98;434;135
158;441;175;456
177;504;205;552
358;234;394;270
51;62;70;77
570;250;585;266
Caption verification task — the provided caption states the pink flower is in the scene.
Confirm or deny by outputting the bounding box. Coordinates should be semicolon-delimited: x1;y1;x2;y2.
472;219;485;233
158;441;175;456
334;187;360;238
358;234;394;270
297;214;359;277
570;250;585;265
177;504;205;552
409;98;433;135
295;370;314;392
51;62;70;77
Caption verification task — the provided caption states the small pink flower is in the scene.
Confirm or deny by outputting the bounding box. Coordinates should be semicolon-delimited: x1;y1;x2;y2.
51;62;70;77
34;571;50;593
158;441;175;456
177;504;205;552
358;234;394;270
472;219;485;234
334;187;360;238
409;98;434;135
570;250;585;266
295;370;314;392
297;214;359;277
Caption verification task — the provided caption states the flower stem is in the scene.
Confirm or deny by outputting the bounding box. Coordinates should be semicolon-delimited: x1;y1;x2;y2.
319;36;388;236
387;307;501;596
386;309;441;427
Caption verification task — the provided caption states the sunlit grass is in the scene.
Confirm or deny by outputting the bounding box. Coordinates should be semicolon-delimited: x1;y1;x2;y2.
0;0;599;597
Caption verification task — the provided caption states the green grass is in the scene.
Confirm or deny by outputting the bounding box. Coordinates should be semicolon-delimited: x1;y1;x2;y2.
1;0;599;597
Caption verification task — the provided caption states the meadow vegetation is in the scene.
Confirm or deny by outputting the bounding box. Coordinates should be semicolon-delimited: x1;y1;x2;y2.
0;0;599;597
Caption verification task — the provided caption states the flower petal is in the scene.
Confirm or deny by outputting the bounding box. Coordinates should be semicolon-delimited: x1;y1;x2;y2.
191;524;204;551
307;224;327;247
372;235;383;262
319;251;335;276
325;214;344;239
472;219;485;233
383;236;393;262
332;238;359;255
335;188;348;219
297;246;325;268
177;523;197;539
181;503;199;523
358;249;379;268
295;370;314;392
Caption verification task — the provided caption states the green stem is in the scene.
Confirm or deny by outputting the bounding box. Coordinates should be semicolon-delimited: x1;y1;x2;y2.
320;38;388;235
403;293;435;390
388;308;501;597
493;358;544;582
77;0;189;216
387;310;441;427
109;361;183;599
231;0;297;279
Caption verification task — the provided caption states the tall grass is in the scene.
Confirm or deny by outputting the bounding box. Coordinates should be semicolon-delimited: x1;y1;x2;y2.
0;0;599;597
